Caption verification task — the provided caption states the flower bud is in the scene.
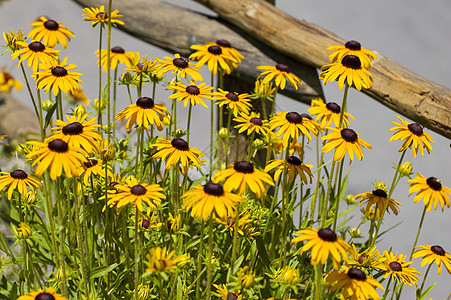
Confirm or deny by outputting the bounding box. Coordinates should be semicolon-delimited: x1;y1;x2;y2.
73;104;87;117
14;222;32;239
345;194;356;205
375;182;387;192
238;266;255;288
42;100;54;111
399;162;412;177
137;284;150;300
350;228;361;238
218;127;229;139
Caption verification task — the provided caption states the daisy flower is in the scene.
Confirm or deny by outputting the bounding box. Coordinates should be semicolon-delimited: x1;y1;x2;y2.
379;251;420;286
413;244;451;275
96;46;134;72
145;247;183;273
156;53;203;81
82;5;124;27
28;16;75;49
264;156;314;184
0;169;42;200
269;111;319;147
0;69;23;93
408;173;451;211
321;127;372;164
18;287;69;300
189;43;236;75
308;98;354;128
234;112;270;138
257;63;302;90
11;40;59;71
205;39;244;70
328;40;377;68
388;116;433;158
181;182;242;221
213;88;252;117
355;188;401;215
168;80;213;108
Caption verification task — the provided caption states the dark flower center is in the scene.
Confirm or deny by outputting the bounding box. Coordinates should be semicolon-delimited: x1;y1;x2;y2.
10;169;28;180
426;177;442;191
250;117;263;126
111;46;125;54
62;122;83;135
388;261;402;272
96;12;108;19
234;161;254;174
358;255;366;264
203;182;224;196
287;156;302;166
372;189;387;198
130;185;146;196
43;19;59;31
51;66;68;77
345;40;361;51
171;138;189;151
285;112;302;124
36;293;56;300
407;123;424;136
226;92;239;102
217;39;232;48
186;85;200;95
208;45;222;55
317;228;337;242
28;41;45;52
300;113;312;120
137;63;144;70
227;293;238;300
431;245;446;256
326;102;341;114
136;97;155;109
347;268;367;281
84;159;98;168
226;217;236;227
173;58;188;69
142;219;151;229
48;139;69;153
276;63;291;73
341;55;361;70
340;128;358;143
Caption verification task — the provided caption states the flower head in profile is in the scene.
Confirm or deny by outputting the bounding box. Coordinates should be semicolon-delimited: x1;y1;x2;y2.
80;158;112;186
3;29;25;52
168;80;213;108
28;16;75;49
257;63;302;90
325;266;384;300
348;244;385;269
408;173;451;211
389;116;433;158
189;43;236;75
82;5;124;27
269;111;319;147
96;46;134;72
380;251;420;286
18;287;69;300
413;245;451;275
320;55;373;90
216;211;259;237
355;188;401;215
234;112;270;138
0;169;42;200
328;40;377;68
293;227;350;269
11;40;59;71
308;98;354;128
213;161;274;198
205;39;244;70
145;247;183;273
115;96;169;131
264;156;314;184
181;182;242;221
214;284;243;300
152;138;205;175
125;52;157;75
213;89;252;117
156;53;203;81
0;69;23;93
321;127;372;164
13;222;32;240
250;79;276;103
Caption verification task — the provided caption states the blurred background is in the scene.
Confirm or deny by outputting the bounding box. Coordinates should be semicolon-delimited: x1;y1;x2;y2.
0;0;450;298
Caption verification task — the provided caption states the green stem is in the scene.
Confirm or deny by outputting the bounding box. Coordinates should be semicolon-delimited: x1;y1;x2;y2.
418;264;432;297
332;160;345;231
206;215;214;300
210;72;215;179
409;205;427;260
74;179;89;296
55;179;68;296
381;275;393;300
320;159;337;228
225;110;232;166
229;203;241;280
195;221;205;299
97;25;103;130
187;102;193;144
134;210;140;300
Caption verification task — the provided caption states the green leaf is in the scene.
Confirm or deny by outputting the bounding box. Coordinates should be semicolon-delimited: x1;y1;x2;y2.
89;262;120;281
44;103;58;130
417;283;437;300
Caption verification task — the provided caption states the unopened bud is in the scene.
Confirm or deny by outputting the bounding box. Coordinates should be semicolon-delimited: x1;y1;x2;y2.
399;162;412;177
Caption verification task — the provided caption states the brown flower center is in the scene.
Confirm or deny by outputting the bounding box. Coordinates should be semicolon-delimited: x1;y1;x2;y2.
226;92;239;101
287;156;302;166
431;245;446;256
173;57;188;69
226;217;236;227
407;123;423;136
347;268;367;281
285;112;302;124
372;189;387;198
28;41;45;52
10;169;28;180
216;39;232;48
95;12;108;19
51;66;68;77
137;63;144;70
84;159;98;168
136;97;155;109
317;228;337;242
36;293;56;300
111;46;125;54
345;40;361;51
276;63;291;73
203;182;224;196
341;55;361;70
388;261;402;272
426;177;442;191
234;161;254;174
142;219;151;229
227;293;239;300
340;128;358;143
171;138;189;151
48;139;69;153
62;122;83;135
43;19;59;31
130;185;146;196
300;113;312;120
250;117;263;126
326;102;341;114
208;45;222;55
186;85;200;95
358;255;366;264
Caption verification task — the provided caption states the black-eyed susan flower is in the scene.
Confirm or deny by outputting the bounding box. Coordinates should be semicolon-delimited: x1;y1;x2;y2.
18;287;69;300
181;182;242;221
292;227;350;269
274;266;301;285
80;158;112;186
0;169;42;200
348;244;385;269
145;246;183;273
190;43;236;75
234;112;270;138
320;55;373;91
163;212;180;232
82;5;124;27
152;138;205;174
205;39;244;70
355;188;401;215
136;284;151;300
257;63;302;90
0;69;23;93
106;176;165;212
250;79;275;103
156;53;203;81
11;40;59;71
13;222;32;239
328;40;377;69
34;56;83;96
213;284;243;300
3;29;25;52
26;138;86;180
168;80;213;108
325;266;384;300
380;251;420;286
213;89;252;117
50;113;101;154
269;111;319;147
321;127;372;164
125;52;157;75
264;156;313;184
388;116;433;158
238;266;255;288
28;16;74;49
413;245;451;275
308;98;354;128
115;96;169;131
213;161;274;198
69;87;90;105
216;211;259;237
96;46;134;72
408;173;451;211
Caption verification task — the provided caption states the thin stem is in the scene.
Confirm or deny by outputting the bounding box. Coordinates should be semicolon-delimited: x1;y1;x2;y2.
97;25;103;129
187;102;193;144
206;216;214;300
74;179;89;296
332;160;345;230
195;221;205;299
134;210;140;300
381;275;393;300
229;203;241;280
409;205;427;260
419;264;432;296
209;72;215;179
320;159;336;228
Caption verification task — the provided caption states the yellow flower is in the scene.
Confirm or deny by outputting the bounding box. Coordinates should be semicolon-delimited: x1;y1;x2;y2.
82;5;124;27
275;266;300;285
213;89;252;117
0;169;42;200
168;80;213;108
389;116;433;158
355;188;401;215
125;52;157;75
327;40;377;68
3;29;25;52
205;39;244;70
379;251;420;286
308;99;354;128
189;43;236;75
80;158;112;186
269;111;319;147
0;69;23;93
408;173;451;211
13;222;32;239
413;245;451;275
145;246;183;273
234;112;270;138
264;156;314;184
238;266;255;288
257;63;302;90
96;46;134;72
11;40;59;72
250;79;275;103
156;53;203;81
28;16;74;49
347;244;385;269
18;288;69;300
137;284;151;300
163;212;180;232
213;284;243;300
69;87;90;105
